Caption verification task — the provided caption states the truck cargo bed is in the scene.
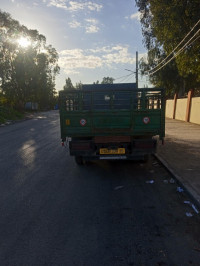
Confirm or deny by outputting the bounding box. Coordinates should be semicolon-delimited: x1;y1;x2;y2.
59;85;165;141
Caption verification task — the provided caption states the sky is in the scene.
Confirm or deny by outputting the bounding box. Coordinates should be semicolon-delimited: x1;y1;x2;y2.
0;0;149;91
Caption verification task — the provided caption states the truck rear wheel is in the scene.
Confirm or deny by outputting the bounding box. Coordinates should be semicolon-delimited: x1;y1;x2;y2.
75;156;83;165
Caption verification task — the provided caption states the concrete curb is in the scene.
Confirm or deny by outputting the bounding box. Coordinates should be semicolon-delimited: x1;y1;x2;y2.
154;153;200;212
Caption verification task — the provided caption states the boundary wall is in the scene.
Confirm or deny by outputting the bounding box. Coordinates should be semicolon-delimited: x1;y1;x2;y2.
165;90;200;125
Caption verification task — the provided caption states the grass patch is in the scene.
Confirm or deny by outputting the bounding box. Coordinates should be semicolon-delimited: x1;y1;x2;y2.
0;106;24;124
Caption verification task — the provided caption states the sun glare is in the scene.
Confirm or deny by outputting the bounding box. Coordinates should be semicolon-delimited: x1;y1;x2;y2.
40;48;47;54
17;37;31;48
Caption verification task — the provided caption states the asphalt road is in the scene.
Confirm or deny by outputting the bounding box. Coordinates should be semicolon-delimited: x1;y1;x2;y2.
0;110;200;266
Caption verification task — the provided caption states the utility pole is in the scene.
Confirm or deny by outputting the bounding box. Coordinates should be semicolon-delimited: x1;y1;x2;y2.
124;51;139;88
136;51;138;89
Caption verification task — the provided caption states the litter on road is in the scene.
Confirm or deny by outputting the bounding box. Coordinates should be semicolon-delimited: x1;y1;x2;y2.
191;204;199;214
177;187;184;193
184;201;199;214
146;180;154;184
186;212;193;217
184;201;191;204
163;178;175;184
169;178;175;184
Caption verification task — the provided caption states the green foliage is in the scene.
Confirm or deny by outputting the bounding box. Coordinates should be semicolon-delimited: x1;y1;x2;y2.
0;105;23;124
0;92;7;105
63;78;82;90
75;81;82;90
0;9;60;109
63;77;75;90
101;77;114;84
93;77;114;84
62;77;114;91
135;0;200;96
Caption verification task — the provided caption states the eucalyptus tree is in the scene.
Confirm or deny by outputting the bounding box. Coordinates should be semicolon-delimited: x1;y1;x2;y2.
0;9;60;109
135;0;200;96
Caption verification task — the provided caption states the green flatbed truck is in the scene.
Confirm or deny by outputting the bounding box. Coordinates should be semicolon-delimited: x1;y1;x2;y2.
59;83;165;164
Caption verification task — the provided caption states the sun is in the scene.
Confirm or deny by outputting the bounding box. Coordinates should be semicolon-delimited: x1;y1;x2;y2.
17;37;31;48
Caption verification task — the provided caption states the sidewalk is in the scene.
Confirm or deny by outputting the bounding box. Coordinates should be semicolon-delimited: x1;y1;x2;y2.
156;118;200;205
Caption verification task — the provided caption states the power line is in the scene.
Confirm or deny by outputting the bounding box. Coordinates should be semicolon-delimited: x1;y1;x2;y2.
148;28;200;76
187;34;200;47
114;72;134;81
124;68;135;73
149;18;200;73
122;73;135;83
119;73;135;83
147;18;200;75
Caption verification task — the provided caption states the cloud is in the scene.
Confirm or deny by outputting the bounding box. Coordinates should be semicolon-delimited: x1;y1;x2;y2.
59;45;137;75
85;25;99;33
102;46;136;65
85;18;100;33
69;1;102;12
47;0;103;12
69;20;81;28
68;17;100;33
126;12;141;21
85;18;98;24
48;0;67;10
59;49;102;74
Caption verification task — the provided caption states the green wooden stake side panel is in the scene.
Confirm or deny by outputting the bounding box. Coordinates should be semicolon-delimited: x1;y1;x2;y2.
59;86;165;139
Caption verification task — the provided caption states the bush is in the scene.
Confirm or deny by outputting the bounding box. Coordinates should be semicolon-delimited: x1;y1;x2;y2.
0;106;24;124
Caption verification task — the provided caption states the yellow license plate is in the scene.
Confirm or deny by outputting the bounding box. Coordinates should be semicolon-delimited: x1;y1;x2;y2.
100;148;125;155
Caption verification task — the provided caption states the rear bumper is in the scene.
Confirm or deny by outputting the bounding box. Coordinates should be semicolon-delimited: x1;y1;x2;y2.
69;138;157;160
77;154;147;161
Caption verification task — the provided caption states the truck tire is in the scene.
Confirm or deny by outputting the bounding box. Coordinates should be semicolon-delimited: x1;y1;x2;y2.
75;156;83;165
